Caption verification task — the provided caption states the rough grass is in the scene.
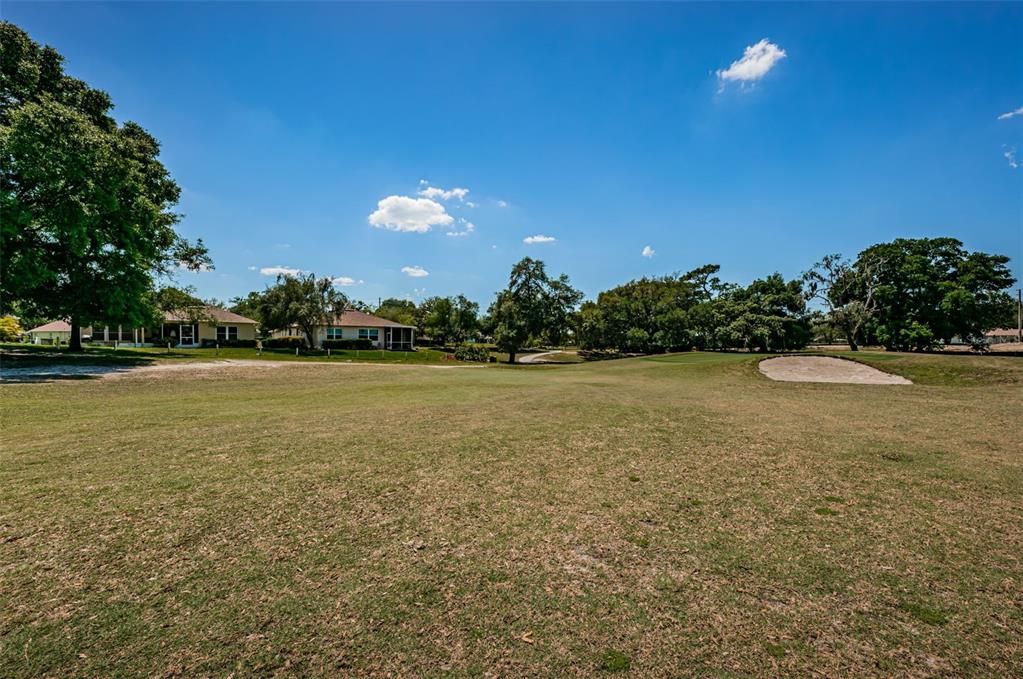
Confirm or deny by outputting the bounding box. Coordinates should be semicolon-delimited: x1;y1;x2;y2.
1;351;1021;677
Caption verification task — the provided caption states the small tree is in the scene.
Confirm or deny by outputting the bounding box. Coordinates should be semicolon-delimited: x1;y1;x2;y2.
0;315;22;341
258;274;348;348
451;295;479;344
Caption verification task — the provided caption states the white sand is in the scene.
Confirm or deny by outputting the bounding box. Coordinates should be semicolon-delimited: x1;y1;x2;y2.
759;356;911;385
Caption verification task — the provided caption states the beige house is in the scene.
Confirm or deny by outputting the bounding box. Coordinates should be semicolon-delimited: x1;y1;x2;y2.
27;307;258;348
985;328;1022;345
26;320;81;345
273;309;416;350
157;307;258;347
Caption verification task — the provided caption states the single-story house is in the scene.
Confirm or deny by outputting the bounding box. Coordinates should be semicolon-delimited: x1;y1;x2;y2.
26;306;258;348
26;320;83;345
985;328;1022;345
156;307;258;347
273;309;416;350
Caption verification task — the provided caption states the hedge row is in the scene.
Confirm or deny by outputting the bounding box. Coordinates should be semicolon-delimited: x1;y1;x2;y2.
263;336;305;349
199;339;258;348
322;339;375;350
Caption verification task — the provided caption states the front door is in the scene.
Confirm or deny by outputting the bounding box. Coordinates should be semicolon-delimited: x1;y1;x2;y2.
179;323;194;346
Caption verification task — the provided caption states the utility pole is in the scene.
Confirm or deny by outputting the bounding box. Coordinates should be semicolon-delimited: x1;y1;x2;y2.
1018;288;1022;343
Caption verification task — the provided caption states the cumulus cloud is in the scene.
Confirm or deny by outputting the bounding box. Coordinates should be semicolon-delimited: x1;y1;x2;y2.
717;39;786;88
446;218;476;237
368;195;453;233
997;106;1023;121
401;265;430;278
331;276;364;286
259;265;304;277
523;235;556;244
1005;146;1019;169
496;200;509;208
642;245;655;258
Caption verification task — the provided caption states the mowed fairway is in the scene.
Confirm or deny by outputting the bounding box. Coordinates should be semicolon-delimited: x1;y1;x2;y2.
2;353;1022;677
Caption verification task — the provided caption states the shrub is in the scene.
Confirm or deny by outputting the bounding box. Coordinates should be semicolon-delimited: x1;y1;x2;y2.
199;338;257;348
454;345;491;362
577;349;625;361
322;338;374;350
0;315;22;342
264;336;305;349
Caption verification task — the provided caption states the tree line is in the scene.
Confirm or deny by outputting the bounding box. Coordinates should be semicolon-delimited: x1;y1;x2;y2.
226;234;1017;361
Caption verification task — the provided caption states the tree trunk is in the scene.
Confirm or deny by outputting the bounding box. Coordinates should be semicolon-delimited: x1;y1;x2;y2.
508;349;516;364
847;338;859;351
69;318;83;351
302;327;316;349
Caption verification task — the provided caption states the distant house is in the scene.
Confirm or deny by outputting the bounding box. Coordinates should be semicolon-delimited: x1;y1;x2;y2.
26;320;82;345
985;328;1022;345
26;306;258;348
273;309;416;350
154;307;258;347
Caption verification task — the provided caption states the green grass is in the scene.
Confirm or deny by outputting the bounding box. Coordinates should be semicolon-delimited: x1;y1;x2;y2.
2;351;1021;676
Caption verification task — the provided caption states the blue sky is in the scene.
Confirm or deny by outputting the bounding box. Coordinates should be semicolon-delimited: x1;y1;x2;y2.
7;2;1022;306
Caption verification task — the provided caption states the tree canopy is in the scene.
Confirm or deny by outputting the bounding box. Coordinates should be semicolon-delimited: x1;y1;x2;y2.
488;257;582;363
257;274;348;348
0;22;209;349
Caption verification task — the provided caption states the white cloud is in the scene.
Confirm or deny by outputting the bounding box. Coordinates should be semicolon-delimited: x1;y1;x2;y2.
446;218;476;237
464;201;478;208
642;245;655;258
716;39;787;88
331;276;364;286
496;200;509;208
401;265;430;278
523;234;556;244
417;180;470;202
1004;146;1019;169
259;265;304;277
368;195;454;233
273;242;291;249
997;106;1023;120
247;266;257;271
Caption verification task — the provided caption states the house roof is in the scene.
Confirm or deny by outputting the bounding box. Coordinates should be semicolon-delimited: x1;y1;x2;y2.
163;306;257;324
28;320;72;333
325;309;415;329
985;328;1021;337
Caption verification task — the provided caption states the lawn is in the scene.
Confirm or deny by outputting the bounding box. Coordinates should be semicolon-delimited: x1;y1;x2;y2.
2;351;1021;677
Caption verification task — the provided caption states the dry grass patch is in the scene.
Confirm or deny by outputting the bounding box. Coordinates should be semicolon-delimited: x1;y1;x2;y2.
2;351;1021;677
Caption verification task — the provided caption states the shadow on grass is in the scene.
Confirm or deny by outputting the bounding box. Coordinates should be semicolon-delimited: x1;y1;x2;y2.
0;346;167;383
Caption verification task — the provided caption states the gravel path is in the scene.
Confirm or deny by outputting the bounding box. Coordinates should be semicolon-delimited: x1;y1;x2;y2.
759;356;912;385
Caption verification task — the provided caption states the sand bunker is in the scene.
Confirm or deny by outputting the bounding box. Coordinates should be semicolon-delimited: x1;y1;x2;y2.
759;356;911;385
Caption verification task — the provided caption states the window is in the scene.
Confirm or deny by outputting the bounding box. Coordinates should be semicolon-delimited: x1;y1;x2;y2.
326;327;344;340
358;328;379;341
216;326;238;342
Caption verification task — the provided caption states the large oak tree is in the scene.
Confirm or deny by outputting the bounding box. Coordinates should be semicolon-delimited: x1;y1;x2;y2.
0;23;209;350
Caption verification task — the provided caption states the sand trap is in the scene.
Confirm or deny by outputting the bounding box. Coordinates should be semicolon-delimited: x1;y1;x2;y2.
759;356;911;385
